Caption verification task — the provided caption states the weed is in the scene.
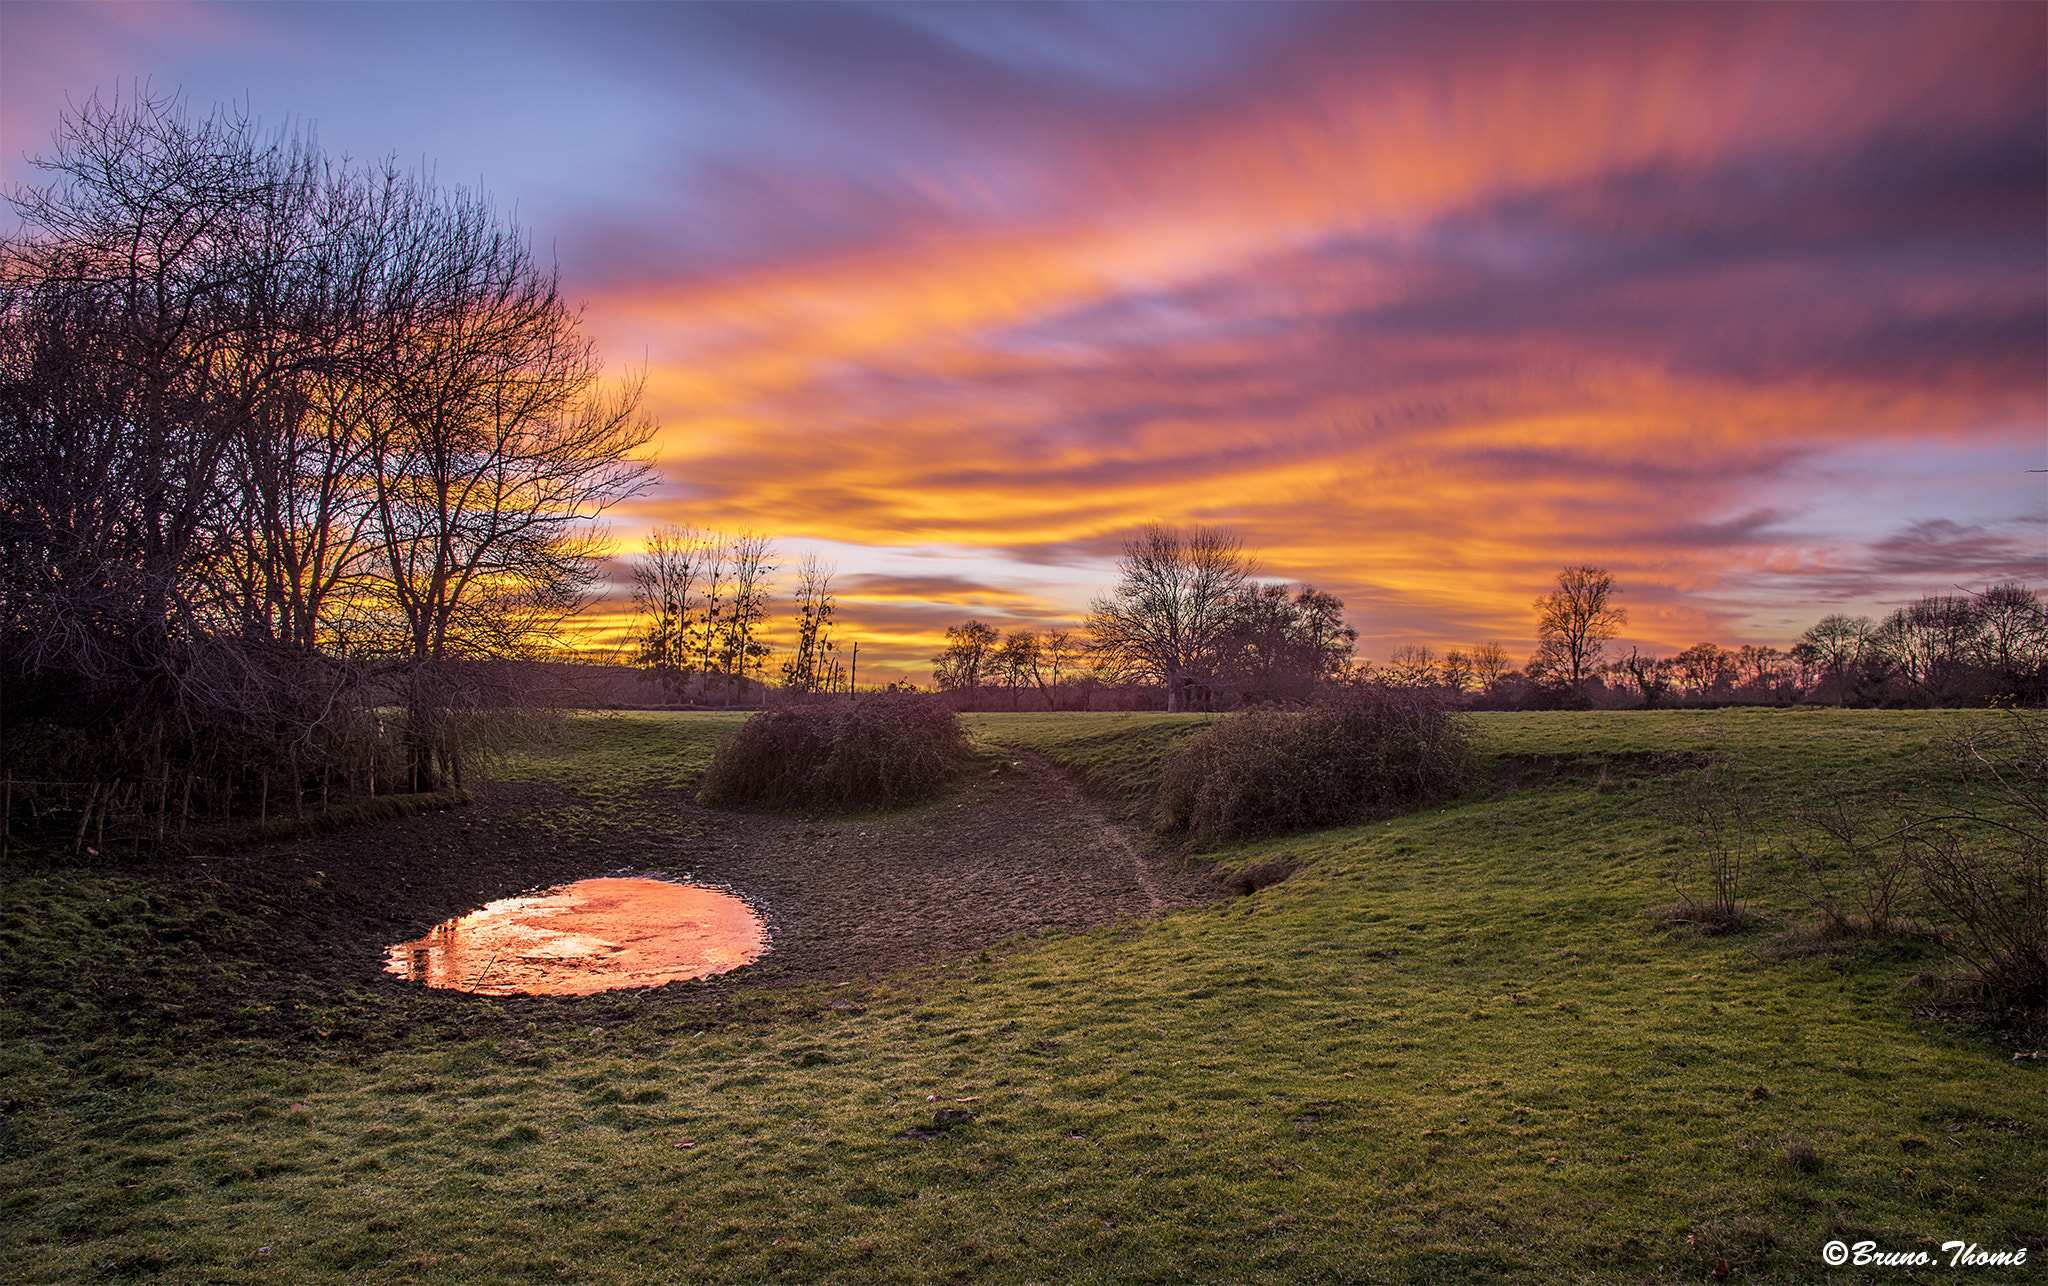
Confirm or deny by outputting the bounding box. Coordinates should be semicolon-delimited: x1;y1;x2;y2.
1224;859;1300;896
1782;1138;1822;1173
1658;766;1762;933
1791;785;1916;938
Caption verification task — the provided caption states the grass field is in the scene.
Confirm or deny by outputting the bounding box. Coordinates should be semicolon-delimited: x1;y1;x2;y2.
2;708;2041;1283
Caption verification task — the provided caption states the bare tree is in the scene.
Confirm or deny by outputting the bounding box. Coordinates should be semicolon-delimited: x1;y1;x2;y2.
632;524;711;695
1734;644;1783;693
1468;641;1511;687
1439;649;1474;693
1042;629;1083;701
1387;644;1441;687
352;183;653;779
1087;525;1256;712
992;630;1042;709
1623;646;1674;708
1799;614;1873;706
3;88;659;803
779;552;838;694
1533;566;1625;695
1971;583;2048;703
1673;643;1737;699
709;532;776;702
1973;584;2047;675
1871;594;1980;700
932;619;998;695
1;90;325;719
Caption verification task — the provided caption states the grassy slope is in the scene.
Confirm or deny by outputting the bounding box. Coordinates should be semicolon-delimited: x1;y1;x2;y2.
963;711;1219;803
2;709;2042;1285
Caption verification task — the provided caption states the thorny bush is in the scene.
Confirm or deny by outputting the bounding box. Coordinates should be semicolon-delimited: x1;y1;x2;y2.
697;693;966;813
1154;684;1472;847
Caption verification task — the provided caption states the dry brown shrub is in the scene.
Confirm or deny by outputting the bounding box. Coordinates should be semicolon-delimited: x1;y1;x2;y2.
696;693;965;813
1223;859;1300;896
1155;684;1472;847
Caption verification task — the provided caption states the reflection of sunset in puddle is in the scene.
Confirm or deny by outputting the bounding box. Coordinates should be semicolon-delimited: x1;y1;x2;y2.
384;877;768;995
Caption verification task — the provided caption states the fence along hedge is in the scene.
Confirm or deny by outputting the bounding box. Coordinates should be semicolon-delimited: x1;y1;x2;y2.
697;694;966;813
1156;685;1473;847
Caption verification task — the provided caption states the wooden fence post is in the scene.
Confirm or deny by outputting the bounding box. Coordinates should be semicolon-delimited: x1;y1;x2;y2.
73;783;98;854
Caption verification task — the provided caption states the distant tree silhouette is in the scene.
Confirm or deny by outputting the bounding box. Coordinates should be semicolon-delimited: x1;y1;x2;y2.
991;630;1041;707
1800;614;1874;706
1533;566;1625;696
1468;642;1512;688
1213;583;1357;704
1387;644;1441;687
779;552;839;694
932;620;999;695
1087;525;1256;712
632;525;713;695
710;532;776;701
1042;630;1084;706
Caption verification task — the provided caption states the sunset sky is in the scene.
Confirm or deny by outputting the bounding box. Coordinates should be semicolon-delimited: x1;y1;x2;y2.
4;1;2042;683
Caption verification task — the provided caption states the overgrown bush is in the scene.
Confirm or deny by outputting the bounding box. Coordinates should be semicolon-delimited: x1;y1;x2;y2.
1154;685;1472;846
696;693;966;813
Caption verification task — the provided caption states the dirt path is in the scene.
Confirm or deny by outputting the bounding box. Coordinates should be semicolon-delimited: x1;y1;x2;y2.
160;750;1225;1033
1014;751;1171;917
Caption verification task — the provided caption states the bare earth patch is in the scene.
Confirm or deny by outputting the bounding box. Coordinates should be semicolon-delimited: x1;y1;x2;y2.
150;752;1223;1037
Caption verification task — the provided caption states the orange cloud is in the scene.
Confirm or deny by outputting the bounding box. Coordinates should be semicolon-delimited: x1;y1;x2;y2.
568;3;2042;676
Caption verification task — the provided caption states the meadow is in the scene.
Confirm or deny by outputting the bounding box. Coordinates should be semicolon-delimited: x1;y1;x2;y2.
0;708;2040;1284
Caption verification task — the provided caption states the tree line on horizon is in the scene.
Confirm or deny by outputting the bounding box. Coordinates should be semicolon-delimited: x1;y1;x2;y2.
926;527;1356;712
1367;571;2047;712
920;542;2047;714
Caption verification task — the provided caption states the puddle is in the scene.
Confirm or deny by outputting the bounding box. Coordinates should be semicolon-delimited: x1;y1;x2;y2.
384;877;768;995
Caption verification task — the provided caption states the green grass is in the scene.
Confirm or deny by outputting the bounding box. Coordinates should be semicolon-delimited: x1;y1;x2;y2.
496;709;754;797
3;709;2042;1284
963;711;1220;802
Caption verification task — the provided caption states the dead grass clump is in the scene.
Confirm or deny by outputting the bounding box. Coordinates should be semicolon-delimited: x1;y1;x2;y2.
697;694;965;813
1155;684;1472;847
1223;859;1300;896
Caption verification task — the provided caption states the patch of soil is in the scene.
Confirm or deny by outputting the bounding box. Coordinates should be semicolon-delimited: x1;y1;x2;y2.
1223;859;1299;896
128;750;1226;1042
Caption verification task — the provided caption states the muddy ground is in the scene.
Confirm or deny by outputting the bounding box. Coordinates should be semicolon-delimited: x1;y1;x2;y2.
106;754;1228;1047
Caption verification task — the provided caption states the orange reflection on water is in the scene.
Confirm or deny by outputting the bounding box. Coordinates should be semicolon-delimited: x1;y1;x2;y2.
384;877;768;995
